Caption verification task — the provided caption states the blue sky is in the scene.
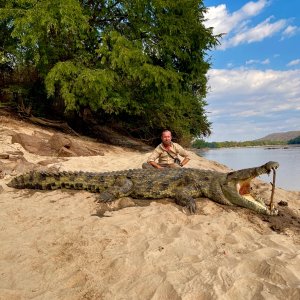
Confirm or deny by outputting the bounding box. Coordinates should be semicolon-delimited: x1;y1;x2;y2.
203;0;300;141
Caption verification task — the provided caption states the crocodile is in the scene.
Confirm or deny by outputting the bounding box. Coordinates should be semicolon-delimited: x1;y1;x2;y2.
7;161;279;215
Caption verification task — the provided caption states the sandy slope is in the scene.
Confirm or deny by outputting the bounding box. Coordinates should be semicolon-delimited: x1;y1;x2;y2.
0;115;299;300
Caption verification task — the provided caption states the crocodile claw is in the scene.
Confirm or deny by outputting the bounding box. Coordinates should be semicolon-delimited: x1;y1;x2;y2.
96;191;115;203
187;199;196;214
266;207;278;216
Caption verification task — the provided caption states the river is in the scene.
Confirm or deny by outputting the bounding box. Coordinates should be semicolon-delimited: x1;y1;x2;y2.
195;146;300;191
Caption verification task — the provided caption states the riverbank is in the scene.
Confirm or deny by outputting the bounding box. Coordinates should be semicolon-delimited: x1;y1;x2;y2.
1;115;300;299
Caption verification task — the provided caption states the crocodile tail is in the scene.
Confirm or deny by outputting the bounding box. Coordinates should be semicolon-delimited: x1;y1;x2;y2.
7;171;116;192
7;171;61;190
7;174;37;189
7;177;20;188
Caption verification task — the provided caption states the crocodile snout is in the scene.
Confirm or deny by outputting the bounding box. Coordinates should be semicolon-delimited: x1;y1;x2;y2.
264;161;279;171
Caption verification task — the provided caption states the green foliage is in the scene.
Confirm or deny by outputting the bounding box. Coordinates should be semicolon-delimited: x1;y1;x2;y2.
192;139;219;148
45;61;117;112
288;136;300;144
0;2;16;70
1;0;220;142
1;0;89;73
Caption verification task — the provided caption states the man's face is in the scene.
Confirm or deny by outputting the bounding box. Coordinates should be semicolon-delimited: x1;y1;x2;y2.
161;131;172;146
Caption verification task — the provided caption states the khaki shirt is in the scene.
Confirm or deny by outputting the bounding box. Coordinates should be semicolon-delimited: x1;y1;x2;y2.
147;142;190;165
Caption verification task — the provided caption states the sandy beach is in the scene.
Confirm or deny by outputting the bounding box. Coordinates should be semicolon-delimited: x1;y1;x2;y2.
1;115;300;300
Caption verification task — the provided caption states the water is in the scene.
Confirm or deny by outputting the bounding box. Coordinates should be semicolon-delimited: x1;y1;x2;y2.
195;146;300;191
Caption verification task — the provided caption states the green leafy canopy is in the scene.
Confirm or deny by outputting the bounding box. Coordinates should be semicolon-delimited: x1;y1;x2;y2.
1;0;220;143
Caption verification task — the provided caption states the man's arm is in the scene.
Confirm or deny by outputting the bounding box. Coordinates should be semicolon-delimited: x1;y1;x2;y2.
174;143;190;167
147;147;163;169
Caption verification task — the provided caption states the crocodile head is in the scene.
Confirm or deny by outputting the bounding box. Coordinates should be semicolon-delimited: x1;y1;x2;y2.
221;161;279;215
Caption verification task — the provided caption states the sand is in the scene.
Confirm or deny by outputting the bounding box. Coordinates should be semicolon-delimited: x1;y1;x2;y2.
0;115;300;300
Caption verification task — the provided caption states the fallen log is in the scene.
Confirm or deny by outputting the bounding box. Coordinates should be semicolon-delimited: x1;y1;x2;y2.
28;116;79;136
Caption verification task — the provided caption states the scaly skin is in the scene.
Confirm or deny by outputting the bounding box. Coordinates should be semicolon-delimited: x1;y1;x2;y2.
7;161;279;215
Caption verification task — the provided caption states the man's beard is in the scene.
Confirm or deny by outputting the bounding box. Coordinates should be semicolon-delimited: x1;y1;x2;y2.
163;141;171;146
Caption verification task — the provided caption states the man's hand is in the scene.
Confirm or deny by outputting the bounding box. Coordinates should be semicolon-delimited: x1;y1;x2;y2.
149;162;163;169
180;157;190;167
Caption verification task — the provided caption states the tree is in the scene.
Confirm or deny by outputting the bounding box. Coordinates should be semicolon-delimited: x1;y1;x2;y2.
288;136;300;144
0;0;220;143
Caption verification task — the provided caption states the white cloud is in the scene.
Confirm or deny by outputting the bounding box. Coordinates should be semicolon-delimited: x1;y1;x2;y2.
205;68;300;141
239;17;285;43
287;59;300;67
261;58;270;64
207;68;300;106
204;0;269;35
204;0;295;50
246;59;258;65
219;17;286;49
246;58;270;65
242;0;268;15
281;25;299;39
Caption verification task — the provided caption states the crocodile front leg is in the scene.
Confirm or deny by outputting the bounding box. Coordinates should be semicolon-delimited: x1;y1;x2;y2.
96;177;133;203
174;188;197;213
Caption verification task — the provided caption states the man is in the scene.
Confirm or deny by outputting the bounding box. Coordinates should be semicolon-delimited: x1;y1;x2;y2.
142;130;190;169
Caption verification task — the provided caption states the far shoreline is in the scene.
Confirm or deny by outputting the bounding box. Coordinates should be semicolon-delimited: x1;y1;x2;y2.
192;144;300;150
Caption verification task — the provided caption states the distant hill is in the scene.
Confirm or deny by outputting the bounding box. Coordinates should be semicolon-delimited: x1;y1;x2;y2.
255;131;300;142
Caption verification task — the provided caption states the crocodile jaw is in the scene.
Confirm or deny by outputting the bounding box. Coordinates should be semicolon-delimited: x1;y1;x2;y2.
237;179;252;195
222;161;280;214
236;178;263;204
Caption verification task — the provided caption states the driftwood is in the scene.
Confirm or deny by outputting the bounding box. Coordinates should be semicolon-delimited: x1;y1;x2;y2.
13;99;79;136
91;125;152;151
28;116;79;136
10;104;151;150
80;108;152;151
269;168;277;210
27;117;148;151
